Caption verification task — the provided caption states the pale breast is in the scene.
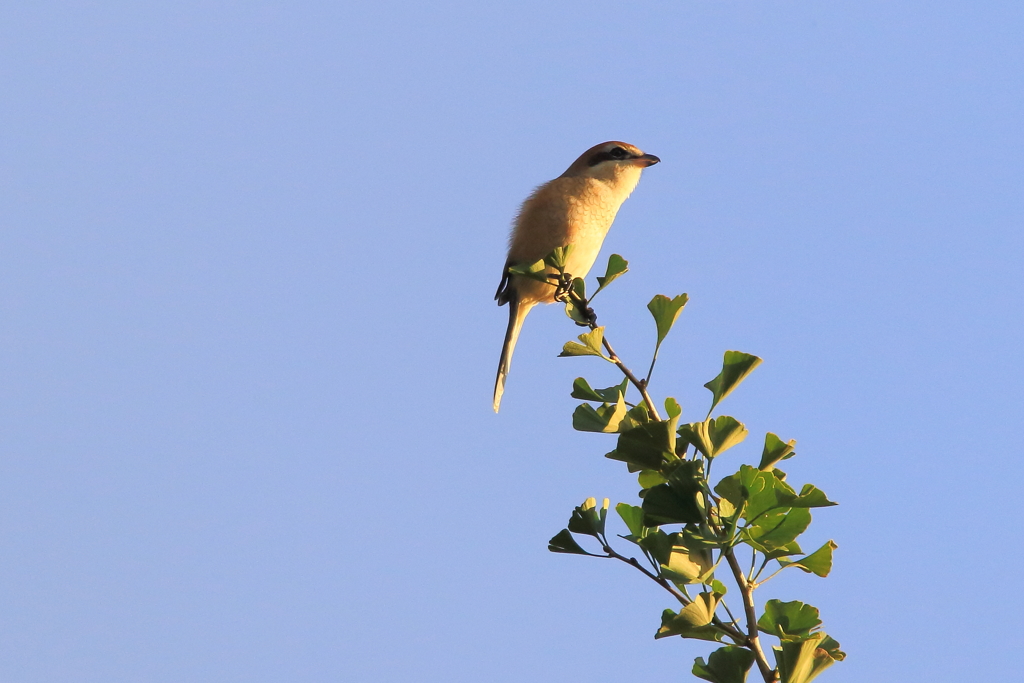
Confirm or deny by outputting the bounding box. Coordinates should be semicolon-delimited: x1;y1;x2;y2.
508;177;630;305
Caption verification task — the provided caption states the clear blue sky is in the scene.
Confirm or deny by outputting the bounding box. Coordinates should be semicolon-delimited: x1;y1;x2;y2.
2;2;1022;682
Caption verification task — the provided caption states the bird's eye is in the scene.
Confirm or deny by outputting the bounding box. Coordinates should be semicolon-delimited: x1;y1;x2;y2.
609;147;627;159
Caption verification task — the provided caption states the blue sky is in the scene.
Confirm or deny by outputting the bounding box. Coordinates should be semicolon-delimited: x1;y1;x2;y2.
2;2;1022;682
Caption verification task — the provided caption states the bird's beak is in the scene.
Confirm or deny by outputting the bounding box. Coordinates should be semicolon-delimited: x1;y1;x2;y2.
635;153;660;167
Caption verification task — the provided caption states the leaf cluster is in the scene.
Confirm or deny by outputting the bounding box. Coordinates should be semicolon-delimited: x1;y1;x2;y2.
540;254;845;683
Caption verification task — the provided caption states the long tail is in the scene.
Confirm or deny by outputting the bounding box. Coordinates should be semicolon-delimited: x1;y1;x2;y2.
493;296;533;413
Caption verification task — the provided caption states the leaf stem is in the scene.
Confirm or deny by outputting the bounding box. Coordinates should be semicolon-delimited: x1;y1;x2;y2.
753;564;789;588
719;597;741;631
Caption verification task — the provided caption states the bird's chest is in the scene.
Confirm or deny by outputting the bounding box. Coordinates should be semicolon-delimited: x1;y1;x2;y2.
563;186;619;239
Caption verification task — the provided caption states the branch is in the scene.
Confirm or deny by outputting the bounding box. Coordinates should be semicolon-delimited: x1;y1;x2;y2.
724;548;778;682
561;284;662;420
601;544;747;644
603;544;688;605
599;334;662;421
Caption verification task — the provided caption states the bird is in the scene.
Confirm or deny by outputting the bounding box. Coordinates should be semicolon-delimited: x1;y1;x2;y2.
493;141;660;412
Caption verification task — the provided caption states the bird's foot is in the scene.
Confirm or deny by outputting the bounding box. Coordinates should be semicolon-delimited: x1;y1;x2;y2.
552;272;574;301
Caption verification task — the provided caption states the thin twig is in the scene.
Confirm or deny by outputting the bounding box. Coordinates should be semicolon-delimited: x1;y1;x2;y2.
604;544;750;645
602;544;688;605
558;281;663;421
599;335;662;420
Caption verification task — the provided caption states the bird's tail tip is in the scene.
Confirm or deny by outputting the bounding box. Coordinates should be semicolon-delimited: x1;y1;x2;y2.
492;372;506;413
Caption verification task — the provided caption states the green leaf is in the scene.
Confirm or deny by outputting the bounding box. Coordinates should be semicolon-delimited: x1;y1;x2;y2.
661;532;714;584
704;351;763;414
774;632;845;683
563;278;590;323
615;503;646;538
642;484;703;525
762;541;803;561
777;484;838;509
544;244;574;271
638;528;672;565
571;377;629;403
743;507;812;552
692;646;756;683
637;469;667;489
779;540;838;577
606;416;680;471
619;403;652;432
655;593;723;641
758;600;822;641
559;327;611;360
709;579;728;596
759;433;796;471
715;465;779;522
548;529;597;556
715;497;738;524
506;258;550;283
643;461;704;525
572;395;628;433
567;497;608;537
648;293;689;348
664;396;682;419
681;416;749;459
680;523;723;550
593;253;629;297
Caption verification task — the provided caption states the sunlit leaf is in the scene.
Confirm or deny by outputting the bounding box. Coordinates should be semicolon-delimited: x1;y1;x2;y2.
715;465;779;522
778;484;838;509
593;254;629;297
692;646;755;683
743;507;812;552
506;258;549;283
544;244;574;271
559;327;610;360
618;403;652;432
638;469;667;489
664;396;682;419
774;632;845;683
759;433;796;471
655;593;723;641
572;393;628;433
704;351;762;413
648;294;689;348
779;541;837;577
758;600;821;641
679;416;748;459
615;503;646;538
661;532;714;584
762;541;803;561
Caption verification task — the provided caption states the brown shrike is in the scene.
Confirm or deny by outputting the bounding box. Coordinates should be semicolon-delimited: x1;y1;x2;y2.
493;141;660;412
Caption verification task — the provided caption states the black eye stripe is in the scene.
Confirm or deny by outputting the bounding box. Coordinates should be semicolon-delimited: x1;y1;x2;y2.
587;148;631;166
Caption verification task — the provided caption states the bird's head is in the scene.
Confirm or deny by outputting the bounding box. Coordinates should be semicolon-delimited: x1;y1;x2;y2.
560;141;660;188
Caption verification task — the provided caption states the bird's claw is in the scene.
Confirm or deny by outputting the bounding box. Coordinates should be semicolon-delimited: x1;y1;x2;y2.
552;272;574;301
